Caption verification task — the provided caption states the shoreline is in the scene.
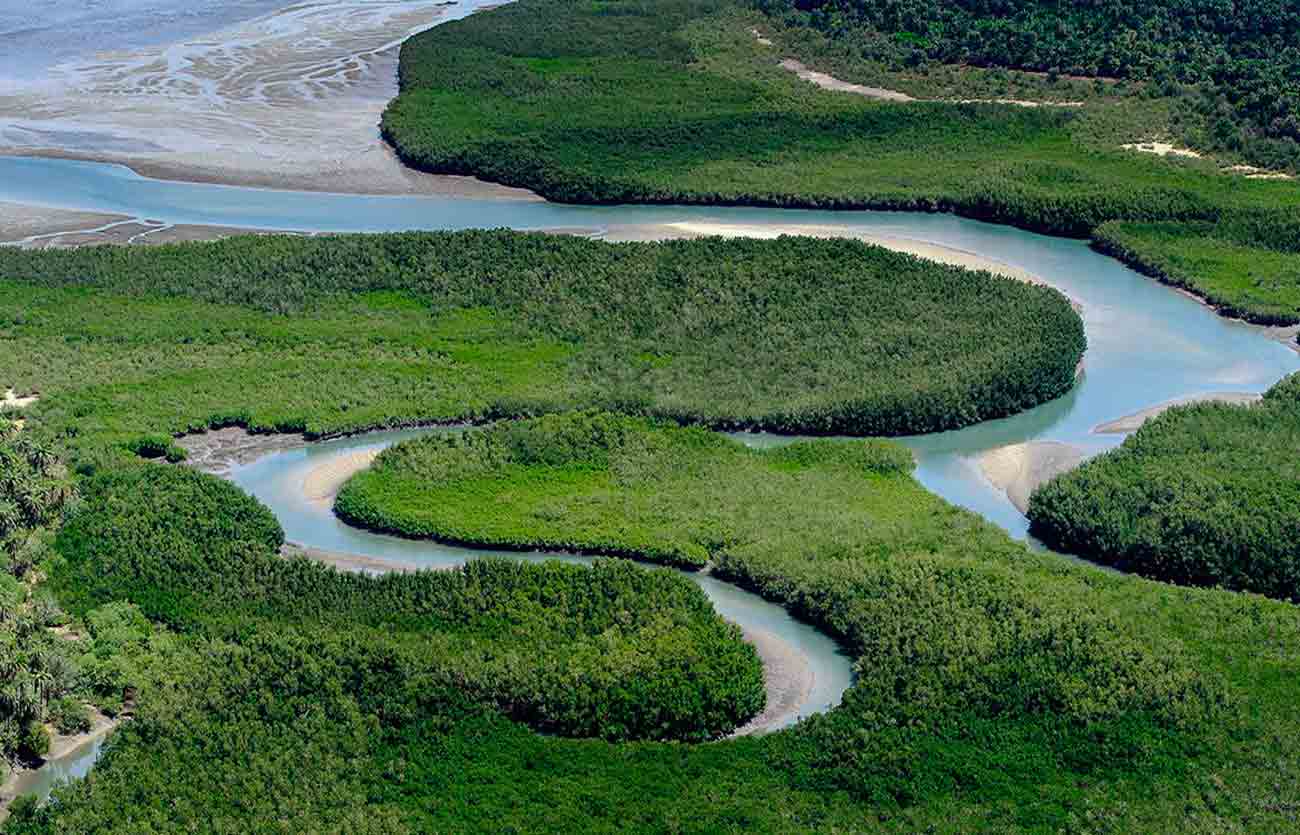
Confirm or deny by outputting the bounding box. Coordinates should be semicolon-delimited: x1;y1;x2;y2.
0;713;124;821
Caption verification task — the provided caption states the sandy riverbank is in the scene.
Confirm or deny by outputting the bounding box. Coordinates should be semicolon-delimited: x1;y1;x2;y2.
1093;392;1263;434
977;441;1089;514
0;2;540;198
301;449;382;504
618;220;1055;287
0;712;123;821
730;627;814;736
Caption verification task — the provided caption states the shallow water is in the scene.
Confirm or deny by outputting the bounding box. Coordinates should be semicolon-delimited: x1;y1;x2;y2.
5;731;111;807
0;0;289;80
228;430;856;730
3;154;1296;536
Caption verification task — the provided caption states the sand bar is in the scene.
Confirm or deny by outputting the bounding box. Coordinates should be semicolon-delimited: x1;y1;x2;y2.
978;441;1089;514
1093;392;1263;434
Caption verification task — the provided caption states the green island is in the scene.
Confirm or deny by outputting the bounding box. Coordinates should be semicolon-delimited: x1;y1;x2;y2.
382;0;1300;331
1029;373;1300;603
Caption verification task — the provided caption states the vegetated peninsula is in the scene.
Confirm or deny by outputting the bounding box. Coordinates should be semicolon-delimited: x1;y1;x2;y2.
1029;372;1300;602
382;0;1300;334
0;230;1083;455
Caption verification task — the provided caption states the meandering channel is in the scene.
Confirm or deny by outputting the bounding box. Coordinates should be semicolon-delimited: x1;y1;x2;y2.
2;152;1297;805
220;428;855;735
3;154;1296;535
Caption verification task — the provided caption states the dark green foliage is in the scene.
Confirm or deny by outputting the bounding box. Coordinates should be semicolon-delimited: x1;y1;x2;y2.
47;696;90;735
1029;374;1300;601
0;231;1084;445
337;413;1226;803
52;464;764;742
768;0;1300;169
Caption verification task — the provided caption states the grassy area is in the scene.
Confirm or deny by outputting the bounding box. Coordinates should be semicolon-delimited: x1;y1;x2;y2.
1095;220;1300;326
0;230;1083;457
380;0;1300;328
757;0;1300;173
1028;373;1300;602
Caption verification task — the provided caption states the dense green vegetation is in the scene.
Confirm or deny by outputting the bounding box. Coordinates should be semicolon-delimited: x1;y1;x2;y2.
1094;218;1300;326
380;0;1300;328
0;429;77;769
49;464;763;743
21;415;1300;833
1029;373;1300;602
762;0;1300;171
0;230;1083;452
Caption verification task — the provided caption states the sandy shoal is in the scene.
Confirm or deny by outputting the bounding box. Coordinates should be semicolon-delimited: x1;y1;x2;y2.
977;441;1088;514
301;449;382;504
1093;392;1263;434
619;221;1050;285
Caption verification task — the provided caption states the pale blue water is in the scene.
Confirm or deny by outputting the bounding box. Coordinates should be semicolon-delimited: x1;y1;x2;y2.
4;154;1295;537
0;0;290;79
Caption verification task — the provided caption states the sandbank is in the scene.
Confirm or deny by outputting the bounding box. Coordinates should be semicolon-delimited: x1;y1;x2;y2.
0;2;540;199
978;441;1088;514
1093;392;1263;434
730;627;814;737
301;449;382;504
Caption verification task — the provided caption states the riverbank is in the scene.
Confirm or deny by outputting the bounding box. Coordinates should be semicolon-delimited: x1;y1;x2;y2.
0;713;124;822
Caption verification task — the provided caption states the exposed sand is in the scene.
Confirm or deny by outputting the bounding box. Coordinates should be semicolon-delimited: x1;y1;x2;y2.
0;206;302;248
730;627;814;737
1093;392;1263;434
0;2;539;198
779;59;915;103
779;59;1083;107
2;389;38;409
1121;141;1203;159
977;441;1089;513
0;202;130;244
301;449;382;504
1224;164;1295;181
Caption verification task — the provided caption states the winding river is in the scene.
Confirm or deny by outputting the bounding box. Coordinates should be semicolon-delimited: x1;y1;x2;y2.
2;152;1298;805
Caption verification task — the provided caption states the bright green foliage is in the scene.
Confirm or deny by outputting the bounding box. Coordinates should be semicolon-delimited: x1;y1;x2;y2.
52;465;764;742
338;413;1225;801
1028;373;1300;602
0;230;1083;451
336;411;913;567
380;0;1300;323
1095;219;1300;326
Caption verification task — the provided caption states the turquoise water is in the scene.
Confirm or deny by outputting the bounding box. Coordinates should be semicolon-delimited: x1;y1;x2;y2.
4;154;1296;535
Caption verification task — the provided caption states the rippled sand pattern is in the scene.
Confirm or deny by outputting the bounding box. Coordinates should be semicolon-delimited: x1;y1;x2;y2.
0;1;535;196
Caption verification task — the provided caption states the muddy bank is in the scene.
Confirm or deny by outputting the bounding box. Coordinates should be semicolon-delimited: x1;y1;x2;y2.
177;425;309;476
